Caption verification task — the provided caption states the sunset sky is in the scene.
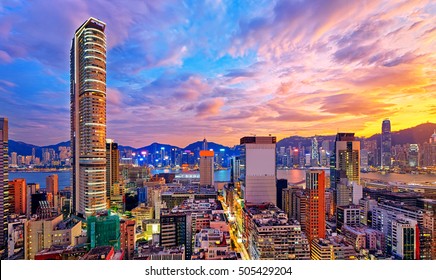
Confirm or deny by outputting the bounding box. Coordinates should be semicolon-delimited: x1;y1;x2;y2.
0;0;435;147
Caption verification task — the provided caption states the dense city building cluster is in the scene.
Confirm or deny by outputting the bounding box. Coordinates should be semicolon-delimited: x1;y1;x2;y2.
0;18;435;261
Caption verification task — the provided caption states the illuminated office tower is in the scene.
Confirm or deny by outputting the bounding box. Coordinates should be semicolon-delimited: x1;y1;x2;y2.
240;136;277;205
9;179;27;215
243;204;310;260
392;218;418;260
336;204;360;234
87;211;120;250
0;117;8;249
46;174;59;196
330;133;360;212
11;152;17;167
70;18;107;217
120;219;136;260
24;215;82;260
160;212;191;259
230;156;241;183
106;139;120;198
408;144;419;167
199;138;214;187
45;174;59;207
422;131;436;167
305;170;326;244
334;133;360;184
381;119;392;169
311;137;319;166
199;152;214;187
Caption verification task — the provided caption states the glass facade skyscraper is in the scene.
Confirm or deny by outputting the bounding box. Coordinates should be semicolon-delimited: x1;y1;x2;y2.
70;18;107;217
381;119;392;169
0;117;9;249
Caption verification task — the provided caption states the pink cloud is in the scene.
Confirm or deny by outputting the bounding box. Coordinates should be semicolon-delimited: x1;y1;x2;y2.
196;98;225;117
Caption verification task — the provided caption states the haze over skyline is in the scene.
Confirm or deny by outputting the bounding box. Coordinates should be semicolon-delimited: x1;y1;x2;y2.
0;0;435;147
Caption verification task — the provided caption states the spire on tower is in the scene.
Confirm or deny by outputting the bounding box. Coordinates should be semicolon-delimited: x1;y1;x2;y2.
203;138;208;150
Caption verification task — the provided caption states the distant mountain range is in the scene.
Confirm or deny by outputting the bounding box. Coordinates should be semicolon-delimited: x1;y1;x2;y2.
8;122;435;156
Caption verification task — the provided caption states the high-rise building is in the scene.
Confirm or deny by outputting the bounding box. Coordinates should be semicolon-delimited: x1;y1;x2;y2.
336;204;361;234
87;211;120;250
310;237;357;260
0;117;9;249
422;130;436;167
230;156;240;183
106;139;120;200
359;198;377;226
360;149;369;170
381;119;392;169
305;170;326;244
70;18;107;217
276;179;287;211
46;174;59;209
331;133;360;212
240;136;276;205
243;203;310;260
46;174;59;198
336;178;352;207
392;218;418;260
24;215;82;260
333;133;360;185
371;202;429;258
11;152;17;167
192;228;237;260
311;137;319;166
120;219;136;260
408;144;419;167
9;179;27;215
199;146;214;187
160;212;190;259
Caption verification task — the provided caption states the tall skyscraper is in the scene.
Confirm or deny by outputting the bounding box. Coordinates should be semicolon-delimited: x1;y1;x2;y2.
11;152;17;167
422;130;436;167
240;136;277;205
381;119;392;169
106;139;120;199
331;133;360;186
330;133;360;213
0;117;9;249
408;144;419;167
311;137;319;166
46;174;59;208
46;174;59;195
120;219;136;260
70;18;107;217
9;178;27;215
305;170;326;244
230;156;240;183
199;139;214;187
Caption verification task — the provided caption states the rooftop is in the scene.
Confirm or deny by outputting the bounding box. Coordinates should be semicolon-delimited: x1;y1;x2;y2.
245;203;299;227
171;199;223;212
55;218;80;230
137;245;185;257
162;186;217;196
81;246;114;260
